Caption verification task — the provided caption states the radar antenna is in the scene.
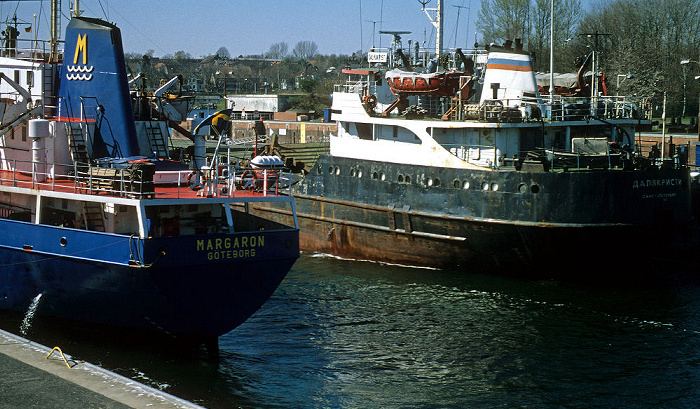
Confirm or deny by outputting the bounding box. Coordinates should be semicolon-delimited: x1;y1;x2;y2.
379;30;411;68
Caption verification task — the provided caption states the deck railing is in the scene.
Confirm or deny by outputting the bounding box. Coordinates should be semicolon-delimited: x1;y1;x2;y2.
335;76;652;123
0;158;294;199
440;142;659;171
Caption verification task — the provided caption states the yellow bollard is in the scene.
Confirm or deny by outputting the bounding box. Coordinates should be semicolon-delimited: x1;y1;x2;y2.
46;346;74;369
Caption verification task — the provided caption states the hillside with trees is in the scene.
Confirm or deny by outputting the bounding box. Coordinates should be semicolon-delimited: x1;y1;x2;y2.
126;0;700;120
125;40;358;113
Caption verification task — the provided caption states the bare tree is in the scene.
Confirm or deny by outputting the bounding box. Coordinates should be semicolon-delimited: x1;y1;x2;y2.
266;42;289;60
173;50;191;60
530;0;582;71
476;0;531;45
576;0;700;117
292;41;319;60
216;47;231;59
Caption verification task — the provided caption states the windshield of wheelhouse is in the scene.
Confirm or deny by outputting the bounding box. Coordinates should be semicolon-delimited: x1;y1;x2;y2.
339;122;420;144
145;204;229;237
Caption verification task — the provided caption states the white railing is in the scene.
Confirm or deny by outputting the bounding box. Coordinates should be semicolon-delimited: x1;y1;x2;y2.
0;158;294;199
547;95;651;122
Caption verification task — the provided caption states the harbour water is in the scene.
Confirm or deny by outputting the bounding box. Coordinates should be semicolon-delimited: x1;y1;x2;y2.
3;254;700;408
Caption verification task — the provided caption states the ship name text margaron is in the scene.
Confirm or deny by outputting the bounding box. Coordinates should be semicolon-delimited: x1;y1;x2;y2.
197;235;265;260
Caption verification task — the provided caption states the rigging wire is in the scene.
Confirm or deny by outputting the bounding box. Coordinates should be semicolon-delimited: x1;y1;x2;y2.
68;0;200;87
95;0;107;20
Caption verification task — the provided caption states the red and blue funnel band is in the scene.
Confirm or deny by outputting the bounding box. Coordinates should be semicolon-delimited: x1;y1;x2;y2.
486;58;533;72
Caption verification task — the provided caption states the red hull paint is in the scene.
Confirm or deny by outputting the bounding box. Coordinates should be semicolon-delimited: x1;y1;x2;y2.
244;195;676;276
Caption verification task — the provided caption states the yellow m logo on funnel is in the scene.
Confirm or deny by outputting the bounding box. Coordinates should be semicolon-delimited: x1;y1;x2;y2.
73;34;87;65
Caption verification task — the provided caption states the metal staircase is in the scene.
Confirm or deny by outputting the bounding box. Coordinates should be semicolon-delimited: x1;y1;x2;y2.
145;121;168;158
42;64;58;118
82;201;105;232
66;122;90;165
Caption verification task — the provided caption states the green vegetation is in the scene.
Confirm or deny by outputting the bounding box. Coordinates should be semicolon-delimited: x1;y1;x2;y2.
126;0;700;119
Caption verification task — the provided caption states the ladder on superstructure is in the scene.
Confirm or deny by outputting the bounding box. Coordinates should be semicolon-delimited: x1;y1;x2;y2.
82;202;105;232
66;122;90;165
42;64;58;118
145;121;168;158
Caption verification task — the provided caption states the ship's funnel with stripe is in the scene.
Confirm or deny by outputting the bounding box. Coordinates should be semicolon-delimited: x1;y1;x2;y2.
480;42;542;107
57;17;138;159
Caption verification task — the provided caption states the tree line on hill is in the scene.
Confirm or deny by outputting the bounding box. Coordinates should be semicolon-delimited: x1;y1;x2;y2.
124;39;356;114
125;0;700;119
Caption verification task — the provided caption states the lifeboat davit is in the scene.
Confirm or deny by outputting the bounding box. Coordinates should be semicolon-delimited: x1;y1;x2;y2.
385;69;470;97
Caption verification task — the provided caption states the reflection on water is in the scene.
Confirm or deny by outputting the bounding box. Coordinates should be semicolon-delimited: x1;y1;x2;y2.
3;255;700;408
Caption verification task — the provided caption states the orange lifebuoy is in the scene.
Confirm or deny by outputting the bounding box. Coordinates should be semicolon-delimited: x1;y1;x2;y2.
241;170;257;190
363;94;378;110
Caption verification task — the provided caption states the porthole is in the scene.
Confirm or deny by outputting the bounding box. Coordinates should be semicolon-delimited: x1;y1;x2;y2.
380;172;386;181
351;169;356;177
328;166;334;174
60;237;67;247
372;171;379;180
518;183;527;193
398;175;405;183
482;182;489;190
531;184;540;193
335;167;341;175
463;181;470;189
453;179;460;188
357;170;363;178
427;178;433;187
405;175;411;184
433;178;441;187
491;183;498;191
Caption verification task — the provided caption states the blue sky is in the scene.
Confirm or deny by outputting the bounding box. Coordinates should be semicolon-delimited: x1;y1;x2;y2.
1;0;483;57
1;0;595;58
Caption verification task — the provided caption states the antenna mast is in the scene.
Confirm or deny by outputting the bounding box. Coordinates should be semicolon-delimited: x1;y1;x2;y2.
418;0;443;59
50;0;60;62
71;0;83;17
452;5;468;49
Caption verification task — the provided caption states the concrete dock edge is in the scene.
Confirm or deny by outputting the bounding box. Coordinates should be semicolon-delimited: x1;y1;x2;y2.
0;328;206;408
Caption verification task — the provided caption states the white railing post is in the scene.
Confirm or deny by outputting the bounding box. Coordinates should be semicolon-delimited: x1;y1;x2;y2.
263;169;268;197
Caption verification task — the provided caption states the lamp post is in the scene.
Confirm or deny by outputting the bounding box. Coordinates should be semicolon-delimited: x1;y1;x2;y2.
549;0;554;102
680;58;700;140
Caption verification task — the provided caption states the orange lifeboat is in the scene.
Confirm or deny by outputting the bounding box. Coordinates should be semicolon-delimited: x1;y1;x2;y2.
385;69;471;97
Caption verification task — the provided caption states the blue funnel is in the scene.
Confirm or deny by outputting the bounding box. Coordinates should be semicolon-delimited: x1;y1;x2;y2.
58;17;138;159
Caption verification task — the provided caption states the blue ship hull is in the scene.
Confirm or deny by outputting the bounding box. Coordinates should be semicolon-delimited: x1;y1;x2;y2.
0;14;301;347
0;219;298;338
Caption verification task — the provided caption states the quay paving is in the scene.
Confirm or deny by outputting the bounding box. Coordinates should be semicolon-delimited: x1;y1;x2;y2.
0;329;204;409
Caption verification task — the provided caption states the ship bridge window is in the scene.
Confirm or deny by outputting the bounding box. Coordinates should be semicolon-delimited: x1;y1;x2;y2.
341;122;372;140
376;125;419;144
0;202;32;222
354;122;373;140
145;204;229;237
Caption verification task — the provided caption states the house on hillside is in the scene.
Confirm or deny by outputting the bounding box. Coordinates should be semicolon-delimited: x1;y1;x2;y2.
186;74;204;92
